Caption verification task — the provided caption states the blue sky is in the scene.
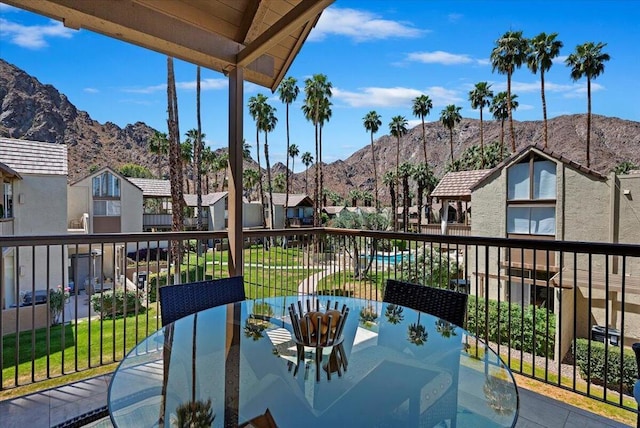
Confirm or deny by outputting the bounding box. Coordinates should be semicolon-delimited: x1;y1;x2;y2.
1;1;638;171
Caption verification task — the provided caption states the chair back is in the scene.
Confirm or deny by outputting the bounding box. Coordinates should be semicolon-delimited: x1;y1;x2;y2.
384;279;468;327
633;342;640;428
159;276;245;326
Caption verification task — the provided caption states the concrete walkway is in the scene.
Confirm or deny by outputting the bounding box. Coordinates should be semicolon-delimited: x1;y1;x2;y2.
0;374;630;427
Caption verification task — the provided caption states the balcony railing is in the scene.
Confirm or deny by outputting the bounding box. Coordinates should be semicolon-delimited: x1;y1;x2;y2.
0;228;639;417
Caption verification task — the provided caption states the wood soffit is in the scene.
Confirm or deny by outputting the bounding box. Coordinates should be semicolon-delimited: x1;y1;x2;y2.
5;0;334;91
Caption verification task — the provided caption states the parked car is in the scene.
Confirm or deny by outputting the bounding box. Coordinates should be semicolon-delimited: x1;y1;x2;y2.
22;290;48;305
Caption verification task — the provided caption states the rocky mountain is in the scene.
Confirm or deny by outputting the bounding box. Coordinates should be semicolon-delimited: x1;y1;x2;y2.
1;59;639;204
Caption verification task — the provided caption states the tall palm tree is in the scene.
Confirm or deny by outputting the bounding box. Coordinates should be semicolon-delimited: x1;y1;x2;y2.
185;129;206;229
398;162;413;232
215;152;229;191
363;111;382;210
440;105;462;164
469;82;493;168
566;41;610;168
528;32;563;149
288;143;299;193
259;102;278;229
491;30;529;151
248;94;268;228
180;140;193;194
301;151;313;195
382;170;396;230
349;189;362;207
167;57;184;273
490;92;519;160
277;77;299;223
412;95;433;164
148;131;169;178
302;74;332;227
273;172;286;193
389;115;408;231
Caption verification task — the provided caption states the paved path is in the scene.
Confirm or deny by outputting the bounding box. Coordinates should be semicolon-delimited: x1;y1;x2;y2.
296;265;337;295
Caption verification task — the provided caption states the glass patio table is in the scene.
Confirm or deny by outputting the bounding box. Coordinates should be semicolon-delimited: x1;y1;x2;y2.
108;296;519;427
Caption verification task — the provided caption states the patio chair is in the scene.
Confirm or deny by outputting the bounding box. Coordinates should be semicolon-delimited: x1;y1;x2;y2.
159;276;245;326
633;342;640;428
383;279;468;327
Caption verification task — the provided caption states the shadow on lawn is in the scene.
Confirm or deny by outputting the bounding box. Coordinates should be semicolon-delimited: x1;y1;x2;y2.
2;323;76;367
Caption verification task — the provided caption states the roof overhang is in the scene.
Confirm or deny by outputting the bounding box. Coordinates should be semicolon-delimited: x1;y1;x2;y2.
4;0;333;91
0;161;22;179
550;268;640;296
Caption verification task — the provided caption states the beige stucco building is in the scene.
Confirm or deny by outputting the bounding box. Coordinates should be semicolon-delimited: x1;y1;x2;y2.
0;138;68;310
469;145;640;356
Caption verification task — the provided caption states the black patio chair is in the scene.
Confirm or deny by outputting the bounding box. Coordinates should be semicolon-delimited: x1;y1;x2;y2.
633;342;640;428
383;279;468;327
159;276;245;326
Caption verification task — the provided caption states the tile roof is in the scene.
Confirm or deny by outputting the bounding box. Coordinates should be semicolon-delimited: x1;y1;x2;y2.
0;138;67;176
268;193;313;207
430;169;492;200
0;161;22;179
127;178;172;197
184;192;227;207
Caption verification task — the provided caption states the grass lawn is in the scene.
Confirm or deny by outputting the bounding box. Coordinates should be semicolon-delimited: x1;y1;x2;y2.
2;306;160;392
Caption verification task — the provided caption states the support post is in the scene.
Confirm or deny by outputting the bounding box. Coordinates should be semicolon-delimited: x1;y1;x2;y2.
228;67;244;276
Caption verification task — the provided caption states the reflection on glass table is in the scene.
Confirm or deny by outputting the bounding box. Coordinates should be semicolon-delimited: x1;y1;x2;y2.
108;296;518;427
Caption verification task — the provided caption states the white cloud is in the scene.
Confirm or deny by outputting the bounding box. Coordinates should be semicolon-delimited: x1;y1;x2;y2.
122;78;227;94
448;13;463;22
518;104;535;111
309;7;424;42
407;50;473;65
83;88;99;94
333;85;463;108
553;55;568;64
0;18;74;49
407;119;422;128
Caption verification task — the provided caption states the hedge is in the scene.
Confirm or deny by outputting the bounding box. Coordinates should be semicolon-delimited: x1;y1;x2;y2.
466;295;556;359
91;289;145;319
574;338;636;394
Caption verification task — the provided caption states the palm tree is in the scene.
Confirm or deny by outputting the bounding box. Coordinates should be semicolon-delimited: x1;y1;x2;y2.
363;110;382;210
148;131;169;178
398;162;413;232
407;314;428;346
490;92;519;160
440;105;462;164
389;115;408;231
302;74;332;227
382;170;396;229
278;76;299;223
362;191;374;207
180;140;193;193
566;41;610;168
167;57;184;273
201;146;216;193
248;93;268;228
243;168;260;201
469;82;494;168
301;151;313;194
491;30;529;151
349;189;362;207
185;129;206;230
413;163;436;230
259;102;278;229
288;143;299;194
273;172;286;193
528;32;563;149
412;95;433;164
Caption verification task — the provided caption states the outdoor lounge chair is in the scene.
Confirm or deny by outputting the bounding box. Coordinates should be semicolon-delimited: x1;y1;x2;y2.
383;279;468;327
159;276;245;326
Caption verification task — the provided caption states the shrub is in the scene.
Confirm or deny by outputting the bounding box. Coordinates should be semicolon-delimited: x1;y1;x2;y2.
574;338;636;394
466;295;555;359
392;239;407;251
91;289;145;319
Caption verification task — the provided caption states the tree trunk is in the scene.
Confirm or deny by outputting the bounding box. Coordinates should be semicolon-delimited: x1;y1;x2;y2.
586;77;591;168
255;128;266;228
449;130;454;163
167;57;184;278
264;132;275;230
507;70;516;152
284;104;291;227
541;69;548;149
370;132;379;210
479;108;485;168
395;136;400;231
196;67;203;232
500;119;505;160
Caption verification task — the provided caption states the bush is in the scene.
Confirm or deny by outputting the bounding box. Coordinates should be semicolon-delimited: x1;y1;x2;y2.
574;338;637;394
91;289;145;319
392;239;407;251
466;295;555;359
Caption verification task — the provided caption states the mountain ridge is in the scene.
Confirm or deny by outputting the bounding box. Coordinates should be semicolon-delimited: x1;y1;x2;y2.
1;59;639;205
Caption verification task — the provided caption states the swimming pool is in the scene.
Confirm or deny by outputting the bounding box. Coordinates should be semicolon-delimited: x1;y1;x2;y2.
362;253;411;264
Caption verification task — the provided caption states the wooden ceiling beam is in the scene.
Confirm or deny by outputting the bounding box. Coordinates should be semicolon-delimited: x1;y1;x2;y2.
237;0;333;68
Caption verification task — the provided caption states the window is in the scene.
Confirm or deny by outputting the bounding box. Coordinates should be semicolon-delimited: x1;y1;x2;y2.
92;172;120;198
2;181;13;218
94;200;121;216
507;156;556;236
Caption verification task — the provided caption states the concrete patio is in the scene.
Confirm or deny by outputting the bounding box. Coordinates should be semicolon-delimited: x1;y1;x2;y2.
0;374;630;427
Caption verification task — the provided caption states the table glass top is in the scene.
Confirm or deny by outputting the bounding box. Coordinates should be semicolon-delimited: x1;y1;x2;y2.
108;296;518;427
